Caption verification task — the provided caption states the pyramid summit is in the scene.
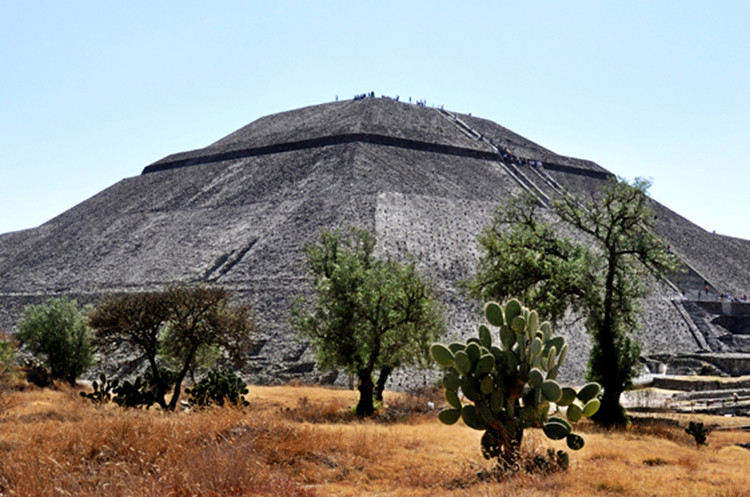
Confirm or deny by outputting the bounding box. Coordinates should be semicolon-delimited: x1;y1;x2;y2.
2;97;749;384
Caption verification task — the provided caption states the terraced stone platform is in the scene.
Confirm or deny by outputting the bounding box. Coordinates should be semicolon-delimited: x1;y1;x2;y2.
1;97;748;385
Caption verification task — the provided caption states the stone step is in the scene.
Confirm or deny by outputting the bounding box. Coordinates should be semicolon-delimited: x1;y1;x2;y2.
652;375;750;391
673;401;750;417
672;388;750;401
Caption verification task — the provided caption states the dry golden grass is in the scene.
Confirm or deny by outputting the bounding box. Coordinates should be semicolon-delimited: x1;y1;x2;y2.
1;383;749;496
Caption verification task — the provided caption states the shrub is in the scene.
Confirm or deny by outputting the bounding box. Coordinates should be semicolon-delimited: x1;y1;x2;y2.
16;298;95;385
0;332;20;391
21;358;53;388
79;371;174;409
685;420;709;446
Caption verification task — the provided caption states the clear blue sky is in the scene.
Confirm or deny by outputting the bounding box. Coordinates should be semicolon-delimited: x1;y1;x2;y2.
2;1;748;239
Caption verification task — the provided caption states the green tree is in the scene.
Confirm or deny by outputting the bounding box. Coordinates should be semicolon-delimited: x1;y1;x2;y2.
88;290;172;408
160;284;256;411
88;284;258;411
291;226;445;417
470;178;678;427
17;297;95;385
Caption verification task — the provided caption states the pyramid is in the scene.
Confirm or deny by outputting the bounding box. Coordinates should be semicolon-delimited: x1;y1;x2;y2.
2;97;749;384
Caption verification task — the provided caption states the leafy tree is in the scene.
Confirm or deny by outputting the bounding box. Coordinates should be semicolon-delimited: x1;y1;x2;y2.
88;284;258;411
291;226;445;417
88;290;172;408
160;284;256;411
16;297;95;385
469;178;678;427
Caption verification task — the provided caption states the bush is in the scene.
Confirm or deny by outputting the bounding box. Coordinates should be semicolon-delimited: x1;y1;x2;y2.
112;375;159;409
17;298;95;385
685;420;709;446
21;358;53;388
0;332;20;391
79;372;169;409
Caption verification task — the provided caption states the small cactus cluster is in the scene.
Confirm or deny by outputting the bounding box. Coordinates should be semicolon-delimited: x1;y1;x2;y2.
80;373;118;405
430;299;601;469
186;368;250;408
80;373;160;408
112;375;160;409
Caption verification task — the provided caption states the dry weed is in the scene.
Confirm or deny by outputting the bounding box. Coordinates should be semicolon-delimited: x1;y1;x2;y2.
1;384;749;496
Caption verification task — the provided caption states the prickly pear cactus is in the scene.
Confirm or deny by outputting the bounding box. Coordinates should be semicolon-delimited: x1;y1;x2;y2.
430;299;600;469
80;373;119;405
186;368;250;408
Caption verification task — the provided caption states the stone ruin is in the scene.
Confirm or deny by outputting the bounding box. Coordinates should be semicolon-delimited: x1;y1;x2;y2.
1;96;749;386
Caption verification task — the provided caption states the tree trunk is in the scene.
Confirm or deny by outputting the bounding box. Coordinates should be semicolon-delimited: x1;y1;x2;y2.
167;367;189;411
593;252;629;427
593;381;627;427
355;368;375;417
167;347;198;411
502;427;524;469
356;333;382;417
485;423;524;471
146;353;169;409
374;365;392;402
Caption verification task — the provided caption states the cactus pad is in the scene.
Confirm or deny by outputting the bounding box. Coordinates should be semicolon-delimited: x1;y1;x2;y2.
511;315;526;333
478;324;492;348
577;383;601;403
445;388;462;409
582;398;601;417
566;402;583;422
454;350;472;375
485;302;504;327
543;421;571;440
541;380;562;402
566;433;585;450
439;408;461;425
558;387;577;406
461;404;488;430
475;354;495;375
529;367;544;388
500;326;515;350
430;343;455;367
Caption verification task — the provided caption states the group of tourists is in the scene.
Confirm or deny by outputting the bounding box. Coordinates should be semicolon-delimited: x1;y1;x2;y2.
692;284;748;303
494;144;543;169
350;92;433;109
353;91;376;101
719;293;748;303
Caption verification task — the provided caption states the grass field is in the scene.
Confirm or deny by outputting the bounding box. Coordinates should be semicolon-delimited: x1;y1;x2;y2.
1;383;749;496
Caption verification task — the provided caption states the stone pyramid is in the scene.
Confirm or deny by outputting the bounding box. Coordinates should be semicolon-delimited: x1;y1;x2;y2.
1;97;749;384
